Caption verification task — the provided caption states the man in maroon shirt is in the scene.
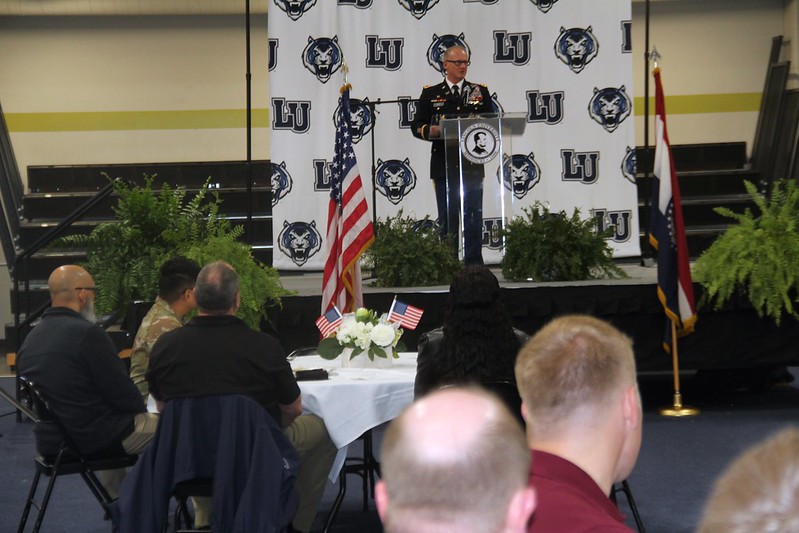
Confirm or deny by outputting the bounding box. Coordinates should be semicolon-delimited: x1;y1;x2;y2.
515;315;642;532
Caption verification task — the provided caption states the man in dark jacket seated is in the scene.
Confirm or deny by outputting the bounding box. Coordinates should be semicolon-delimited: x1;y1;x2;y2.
17;265;159;498
147;261;336;533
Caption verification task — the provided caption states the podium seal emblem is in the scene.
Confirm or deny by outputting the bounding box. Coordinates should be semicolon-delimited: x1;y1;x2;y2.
461;122;500;164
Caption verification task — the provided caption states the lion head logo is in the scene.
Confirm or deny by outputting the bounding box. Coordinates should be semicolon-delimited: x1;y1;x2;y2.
375;159;417;205
490;91;503;114
397;0;441;19
426;33;469;75
588;86;632;133
333;97;373;144
621;146;637;185
302;36;342;84
270;161;293;207
272;0;317;21
529;0;559;13
555;26;599;74
277;220;322;267
499;153;541;200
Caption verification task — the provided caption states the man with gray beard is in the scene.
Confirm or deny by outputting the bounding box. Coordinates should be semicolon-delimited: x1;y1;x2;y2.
16;265;157;498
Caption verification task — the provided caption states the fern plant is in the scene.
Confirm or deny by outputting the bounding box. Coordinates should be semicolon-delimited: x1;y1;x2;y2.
57;175;289;329
184;235;288;329
363;209;461;287
500;202;625;282
693;179;799;325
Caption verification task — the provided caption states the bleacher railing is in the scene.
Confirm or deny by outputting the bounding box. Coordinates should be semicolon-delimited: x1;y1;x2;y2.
0;99;25;271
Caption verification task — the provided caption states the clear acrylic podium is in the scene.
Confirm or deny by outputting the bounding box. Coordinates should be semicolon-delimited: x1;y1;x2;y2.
439;112;527;265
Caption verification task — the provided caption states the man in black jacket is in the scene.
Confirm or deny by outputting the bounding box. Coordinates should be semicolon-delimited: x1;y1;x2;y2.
17;265;158;498
148;261;336;533
412;45;494;265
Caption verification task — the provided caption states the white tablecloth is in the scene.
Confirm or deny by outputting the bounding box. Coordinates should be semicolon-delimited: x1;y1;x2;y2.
290;352;417;480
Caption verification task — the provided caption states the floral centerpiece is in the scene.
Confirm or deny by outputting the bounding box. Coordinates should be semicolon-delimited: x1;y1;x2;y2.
317;307;406;362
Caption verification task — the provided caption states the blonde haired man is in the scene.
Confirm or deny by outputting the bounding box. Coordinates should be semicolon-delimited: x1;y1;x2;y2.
516;315;642;532
699;427;799;533
376;387;535;533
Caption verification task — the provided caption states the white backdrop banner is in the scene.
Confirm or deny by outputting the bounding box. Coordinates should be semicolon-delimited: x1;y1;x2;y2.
269;0;638;271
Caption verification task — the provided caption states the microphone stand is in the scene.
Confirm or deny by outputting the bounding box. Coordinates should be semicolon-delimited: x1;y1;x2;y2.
362;98;417;225
244;0;254;243
641;0;654;266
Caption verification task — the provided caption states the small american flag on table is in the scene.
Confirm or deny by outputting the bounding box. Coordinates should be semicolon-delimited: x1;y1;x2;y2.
388;299;424;331
315;307;343;338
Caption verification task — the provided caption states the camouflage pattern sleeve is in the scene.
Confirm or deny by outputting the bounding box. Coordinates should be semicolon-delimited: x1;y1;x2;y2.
129;302;182;403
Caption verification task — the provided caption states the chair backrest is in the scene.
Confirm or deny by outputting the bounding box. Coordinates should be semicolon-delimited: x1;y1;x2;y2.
21;377;53;421
114;394;299;533
19;376;81;459
20;376;131;462
0;378;39;422
287;346;317;360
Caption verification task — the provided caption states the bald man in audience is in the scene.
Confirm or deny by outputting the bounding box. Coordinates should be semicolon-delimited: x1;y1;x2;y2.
148;261;335;533
376;387;536;533
699;427;799;533
515;315;642;532
16;265;158;498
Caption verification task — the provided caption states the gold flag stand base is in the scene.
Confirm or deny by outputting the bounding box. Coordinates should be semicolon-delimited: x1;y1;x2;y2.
659;322;700;417
658;392;700;417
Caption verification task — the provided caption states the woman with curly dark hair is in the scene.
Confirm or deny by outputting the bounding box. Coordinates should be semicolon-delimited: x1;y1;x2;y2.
414;266;528;420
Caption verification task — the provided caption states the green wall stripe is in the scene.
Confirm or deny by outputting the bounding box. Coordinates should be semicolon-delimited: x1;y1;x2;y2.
633;92;761;116
6;109;271;132
4;93;762;132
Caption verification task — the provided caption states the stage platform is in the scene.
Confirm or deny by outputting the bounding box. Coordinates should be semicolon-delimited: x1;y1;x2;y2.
271;264;799;373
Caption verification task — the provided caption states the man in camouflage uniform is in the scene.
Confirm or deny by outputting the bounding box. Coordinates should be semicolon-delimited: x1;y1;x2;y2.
129;256;200;403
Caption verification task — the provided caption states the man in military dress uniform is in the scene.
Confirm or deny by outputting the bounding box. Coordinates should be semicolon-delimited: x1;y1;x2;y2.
412;45;494;266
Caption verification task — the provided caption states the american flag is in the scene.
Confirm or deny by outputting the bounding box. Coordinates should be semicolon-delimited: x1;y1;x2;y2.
315;306;343;338
321;84;375;315
389;298;424;331
649;67;697;353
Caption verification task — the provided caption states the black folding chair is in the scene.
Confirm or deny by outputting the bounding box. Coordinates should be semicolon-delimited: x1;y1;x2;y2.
611;479;646;533
17;377;138;533
171;479;213;533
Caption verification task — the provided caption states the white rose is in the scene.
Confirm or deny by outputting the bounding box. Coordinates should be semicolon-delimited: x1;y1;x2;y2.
371;323;396;347
336;317;357;343
355;331;371;350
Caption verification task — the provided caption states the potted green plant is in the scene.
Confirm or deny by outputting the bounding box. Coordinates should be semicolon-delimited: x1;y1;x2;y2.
362;209;461;287
693;179;799;325
500;202;625;282
58;175;289;329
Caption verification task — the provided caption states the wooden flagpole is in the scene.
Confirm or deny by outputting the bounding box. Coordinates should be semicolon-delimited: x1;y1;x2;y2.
658;320;699;417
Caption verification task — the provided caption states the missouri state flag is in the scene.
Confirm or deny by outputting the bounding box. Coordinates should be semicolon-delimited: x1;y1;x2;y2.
649;67;697;353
